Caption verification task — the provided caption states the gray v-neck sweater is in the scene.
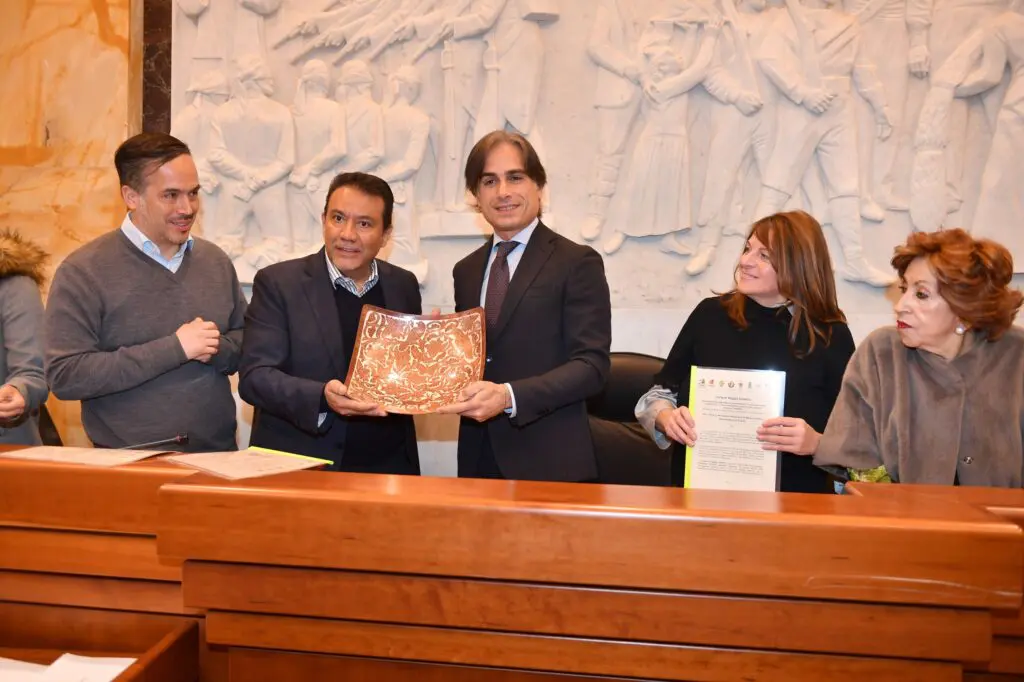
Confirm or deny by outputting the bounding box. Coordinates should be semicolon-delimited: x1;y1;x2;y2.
45;229;247;451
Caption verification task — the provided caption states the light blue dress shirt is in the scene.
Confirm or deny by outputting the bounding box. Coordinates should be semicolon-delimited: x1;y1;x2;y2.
120;213;193;273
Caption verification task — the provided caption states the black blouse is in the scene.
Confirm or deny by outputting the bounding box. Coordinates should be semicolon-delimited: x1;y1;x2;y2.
654;295;855;493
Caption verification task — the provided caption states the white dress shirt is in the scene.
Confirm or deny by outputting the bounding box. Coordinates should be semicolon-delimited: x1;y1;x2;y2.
478;218;540;418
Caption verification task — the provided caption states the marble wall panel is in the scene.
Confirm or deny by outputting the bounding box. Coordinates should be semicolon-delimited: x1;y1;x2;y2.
0;0;137;445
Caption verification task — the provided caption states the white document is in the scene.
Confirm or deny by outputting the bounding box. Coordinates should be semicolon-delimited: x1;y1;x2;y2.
684;366;786;492
164;447;332;480
0;446;167;467
0;656;47;680
39;654;136;681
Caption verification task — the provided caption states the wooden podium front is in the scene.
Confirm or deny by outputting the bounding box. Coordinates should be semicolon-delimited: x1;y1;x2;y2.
847;483;1024;682
0;456;208;681
158;473;1024;681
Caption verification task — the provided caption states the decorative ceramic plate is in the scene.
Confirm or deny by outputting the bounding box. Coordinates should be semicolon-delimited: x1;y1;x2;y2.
344;306;486;414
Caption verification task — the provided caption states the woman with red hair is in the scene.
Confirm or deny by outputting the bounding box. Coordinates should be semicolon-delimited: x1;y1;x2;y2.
815;228;1024;487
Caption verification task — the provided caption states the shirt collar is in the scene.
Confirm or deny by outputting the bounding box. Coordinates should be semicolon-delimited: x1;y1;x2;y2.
324;249;380;297
493;218;539;251
120;213;194;259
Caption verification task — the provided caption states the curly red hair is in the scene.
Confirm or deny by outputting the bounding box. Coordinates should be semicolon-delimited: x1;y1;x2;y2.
891;228;1023;340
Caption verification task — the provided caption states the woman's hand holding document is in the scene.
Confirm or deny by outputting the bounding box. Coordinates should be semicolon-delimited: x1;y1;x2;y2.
683;366;786;492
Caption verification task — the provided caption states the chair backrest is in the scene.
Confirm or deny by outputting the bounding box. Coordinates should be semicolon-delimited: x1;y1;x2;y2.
587;352;665;423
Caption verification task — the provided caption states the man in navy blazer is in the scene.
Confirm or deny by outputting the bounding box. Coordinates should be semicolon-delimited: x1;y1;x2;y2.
440;131;613;482
239;172;421;474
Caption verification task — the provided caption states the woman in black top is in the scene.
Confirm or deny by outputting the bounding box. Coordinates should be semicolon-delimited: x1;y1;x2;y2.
635;210;855;493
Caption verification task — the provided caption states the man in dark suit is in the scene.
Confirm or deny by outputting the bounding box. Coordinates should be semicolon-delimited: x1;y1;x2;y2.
440;131;612;482
239;172;421;474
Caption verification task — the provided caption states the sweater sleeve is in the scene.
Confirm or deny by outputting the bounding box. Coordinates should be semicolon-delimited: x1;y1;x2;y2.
210;264;248;376
44;261;187;400
813;337;884;472
0;276;48;412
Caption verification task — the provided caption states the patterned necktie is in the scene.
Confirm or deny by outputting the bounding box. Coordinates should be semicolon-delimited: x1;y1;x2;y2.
484;241;519;330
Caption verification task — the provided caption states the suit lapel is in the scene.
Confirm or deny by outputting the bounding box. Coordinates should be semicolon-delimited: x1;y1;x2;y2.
460;238;493;311
302;249;346;377
491;223;556;340
377;260;406;312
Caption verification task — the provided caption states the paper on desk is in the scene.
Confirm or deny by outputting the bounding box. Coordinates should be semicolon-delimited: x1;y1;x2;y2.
39;653;136;681
0;446;166;467
0;655;47;680
164;447;332;480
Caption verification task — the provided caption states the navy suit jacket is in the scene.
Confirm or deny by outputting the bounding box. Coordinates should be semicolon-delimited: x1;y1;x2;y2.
452;222;612;481
239;250;421;470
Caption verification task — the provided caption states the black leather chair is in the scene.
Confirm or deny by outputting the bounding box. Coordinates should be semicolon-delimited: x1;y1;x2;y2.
587;352;672;487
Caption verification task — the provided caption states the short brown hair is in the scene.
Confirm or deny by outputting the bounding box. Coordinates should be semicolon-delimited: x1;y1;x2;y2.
464;130;547;195
722;210;847;357
114;133;192;192
891;228;1023;340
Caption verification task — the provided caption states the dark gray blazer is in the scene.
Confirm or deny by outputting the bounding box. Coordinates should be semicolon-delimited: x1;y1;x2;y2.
239;250;421;469
452;222;612;482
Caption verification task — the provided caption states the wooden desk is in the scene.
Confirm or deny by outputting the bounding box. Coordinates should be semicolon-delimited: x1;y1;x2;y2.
848;483;1024;682
0;601;198;681
159;473;1024;681
0;455;221;681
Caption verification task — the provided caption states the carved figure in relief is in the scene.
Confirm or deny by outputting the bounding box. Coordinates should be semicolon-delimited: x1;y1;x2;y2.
914;8;1024;269
396;0;485;210
331;60;385;175
329;0;412;64
208;54;295;265
904;0;1008;217
969;9;1024;269
286;0;404;64
235;0;283;60
579;0;643;243
176;0;225;60
273;0;374;53
686;0;776;275
843;0;911;221
288;60;342;252
179;0;282;61
340;0;441;64
455;0;558;157
171;71;231;196
171;71;231;242
602;19;721;256
376;66;431;284
754;0;895;286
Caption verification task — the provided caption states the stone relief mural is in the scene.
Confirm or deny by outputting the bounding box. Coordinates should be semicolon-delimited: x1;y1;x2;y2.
171;0;1024;301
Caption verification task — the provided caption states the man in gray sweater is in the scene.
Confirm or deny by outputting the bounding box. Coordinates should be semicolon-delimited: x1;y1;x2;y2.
45;133;247;451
